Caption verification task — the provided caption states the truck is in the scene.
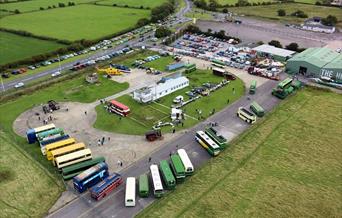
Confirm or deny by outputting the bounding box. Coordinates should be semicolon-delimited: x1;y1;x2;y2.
145;129;162;141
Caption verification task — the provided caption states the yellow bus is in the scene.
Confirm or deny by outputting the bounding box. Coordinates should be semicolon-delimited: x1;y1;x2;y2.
55;148;92;170
51;143;86;166
46;138;76;160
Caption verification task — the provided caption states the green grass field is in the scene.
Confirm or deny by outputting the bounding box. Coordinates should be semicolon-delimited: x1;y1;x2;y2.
185;10;214;20
94;69;244;135
205;0;275;5
137;87;342;217
97;0;168;8
229;3;342;25
294;0;319;4
0;0;96;13
0;131;63;217
0;31;64;65
0;5;150;41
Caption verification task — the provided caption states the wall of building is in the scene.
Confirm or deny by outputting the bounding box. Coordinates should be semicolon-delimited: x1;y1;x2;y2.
286;61;321;77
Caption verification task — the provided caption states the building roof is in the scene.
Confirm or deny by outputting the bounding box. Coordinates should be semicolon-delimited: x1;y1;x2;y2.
302;23;335;30
288;47;341;68
253;44;296;58
324;54;342;69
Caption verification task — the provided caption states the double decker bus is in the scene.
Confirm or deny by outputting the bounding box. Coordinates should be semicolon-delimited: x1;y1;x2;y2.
125;177;136;206
211;59;225;68
138;174;149;197
250;101;265;117
159;160;176;190
249;80;257;94
177;149;194;175
90;173;123;201
73;162;109;193
55;148;92;170
237;107;256;124
51;143;86;166
205;127;228;149
195;131;221;156
26;124;56;144
45;138;76;160
170;154;185;182
108;100;130;117
61;157;105;180
150;164;164;198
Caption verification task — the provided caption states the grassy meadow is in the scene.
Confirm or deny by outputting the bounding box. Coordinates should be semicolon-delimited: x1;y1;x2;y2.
97;0;168;8
206;0;275;5
137;87;342;217
0;31;64;65
94;69;244;135
0;5;150;41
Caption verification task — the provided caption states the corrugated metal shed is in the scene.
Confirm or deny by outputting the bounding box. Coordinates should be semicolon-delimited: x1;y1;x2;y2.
253;44;296;58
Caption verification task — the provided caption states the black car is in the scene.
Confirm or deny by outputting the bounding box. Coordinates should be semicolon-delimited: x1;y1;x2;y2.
1;73;10;78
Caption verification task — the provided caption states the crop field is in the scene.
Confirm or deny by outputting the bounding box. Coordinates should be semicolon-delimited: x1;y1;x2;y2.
97;0;168;8
94;69;244;135
0;0;96;13
0;31;64;65
0;5;150;41
229;3;342;25
0;131;63;217
137;88;342;218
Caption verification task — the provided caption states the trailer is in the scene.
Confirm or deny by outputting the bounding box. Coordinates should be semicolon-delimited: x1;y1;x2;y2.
145;130;162;141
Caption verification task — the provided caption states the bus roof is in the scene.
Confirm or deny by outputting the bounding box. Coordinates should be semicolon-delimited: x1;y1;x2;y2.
278;78;293;88
251;101;264;112
33;124;56;134
251;80;257;87
139;174;149;192
37;128;63;139
205;128;227;144
196;131;220;149
74;161;107;182
109;100;129;110
50;143;85;156
55;148;91;166
170;154;185;173
150;165;163;190
177;149;194;169
125;177;136;197
45;138;76;151
91;173;121;193
212;67;225;73
160;160;175;182
62;157;105;174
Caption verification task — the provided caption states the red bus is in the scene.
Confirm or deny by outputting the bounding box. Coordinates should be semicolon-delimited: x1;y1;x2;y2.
108;100;130;116
90;173;123;200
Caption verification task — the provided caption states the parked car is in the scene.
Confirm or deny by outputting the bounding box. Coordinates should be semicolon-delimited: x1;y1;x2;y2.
14;82;24;88
1;73;10;78
51;71;61;77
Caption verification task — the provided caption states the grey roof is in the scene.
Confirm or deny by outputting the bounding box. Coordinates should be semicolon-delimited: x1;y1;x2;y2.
253;44;296;58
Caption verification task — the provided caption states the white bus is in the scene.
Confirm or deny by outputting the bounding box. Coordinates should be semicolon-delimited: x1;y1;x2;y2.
55;148;92;170
177;149;194;175
237;107;256;124
125;177;136;207
195;131;221;156
150;164;164;198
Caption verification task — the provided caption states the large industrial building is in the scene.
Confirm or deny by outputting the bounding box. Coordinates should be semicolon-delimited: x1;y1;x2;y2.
286;47;342;81
252;44;296;62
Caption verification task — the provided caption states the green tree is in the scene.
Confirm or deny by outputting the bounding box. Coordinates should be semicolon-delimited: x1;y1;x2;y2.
321;15;337;26
14;9;20;14
285;42;299;51
58;2;65;7
155;27;172;38
222;8;228;13
136;18;150;27
277;9;286;16
268;40;282;48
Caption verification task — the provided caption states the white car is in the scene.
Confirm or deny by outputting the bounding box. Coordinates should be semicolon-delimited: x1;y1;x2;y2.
14;82;24;88
51;71;61;77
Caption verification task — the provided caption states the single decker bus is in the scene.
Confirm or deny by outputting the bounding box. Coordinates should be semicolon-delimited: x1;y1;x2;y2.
73;162;109;193
249;80;257;94
61;156;105;180
26;123;56;144
250;101;265;117
138;174;149;197
46;138;76;160
90;173;123;201
195;131;221;156
237;107;256;124
51;143;86;166
170;154;186;182
205;127;228;150
150;164;164;198
159;160;176;190
55;148;92;170
125;177;136;207
177;149;194;176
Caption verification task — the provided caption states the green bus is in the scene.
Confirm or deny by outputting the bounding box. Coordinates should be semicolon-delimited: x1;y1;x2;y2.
184;63;196;73
205;127;228;149
61;156;105;180
37;128;64;142
211;59;225;68
249;80;257;94
159;160;176;190
138;174;149;197
250;101;265;117
170;154;186;182
277;78;293;89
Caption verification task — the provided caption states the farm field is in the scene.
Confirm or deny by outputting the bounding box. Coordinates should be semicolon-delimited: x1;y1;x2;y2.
229;3;342;25
205;0;275;5
0;131;63;217
97;0;168;8
94;69;244;135
0;31;64;65
0;4;150;41
137;88;342;218
185;10;214;20
0;0;96;13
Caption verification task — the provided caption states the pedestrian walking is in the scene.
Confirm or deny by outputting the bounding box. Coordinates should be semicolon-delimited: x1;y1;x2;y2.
148;157;152;162
117;160;121;166
181;122;184;127
176;145;179;149
169;152;172;157
120;162;123;167
108;136;110;141
66;107;69;112
172;128;176;134
38;116;40;121
227;99;230;104
119;116;122;120
97;140;101;146
85;111;87;115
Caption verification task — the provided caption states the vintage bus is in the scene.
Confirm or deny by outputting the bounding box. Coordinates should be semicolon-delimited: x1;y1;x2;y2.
159;160;176;190
40;134;70;155
26;123;56;144
51;143;86;166
55;148;92;170
61;157;105;180
108;100;130;117
237;107;257;124
90;173;123;201
73;162;109;193
205;127;228;149
36;128;64;142
45;138;76;160
170;154;186;182
249;80;257;94
250;101;265;117
138;174;149;198
195;131;221;156
125;177;136;207
177;149;194;176
150;164;164;198
211;59;225;68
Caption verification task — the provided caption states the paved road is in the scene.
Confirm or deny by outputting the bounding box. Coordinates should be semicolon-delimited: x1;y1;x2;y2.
47;75;282;218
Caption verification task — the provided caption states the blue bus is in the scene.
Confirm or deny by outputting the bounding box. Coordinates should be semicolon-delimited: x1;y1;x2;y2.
73;162;109;193
90;173;123;200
